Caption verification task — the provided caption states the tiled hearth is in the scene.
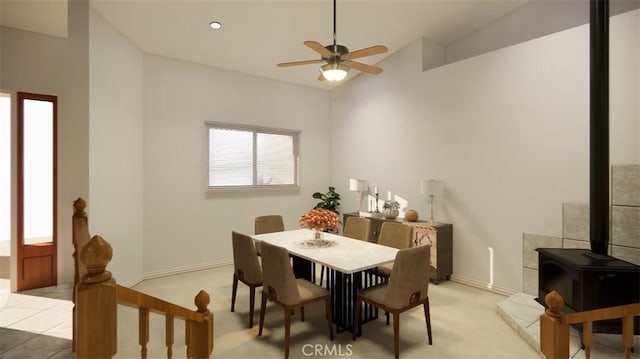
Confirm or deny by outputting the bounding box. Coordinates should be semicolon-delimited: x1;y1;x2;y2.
499;164;640;357
497;292;640;358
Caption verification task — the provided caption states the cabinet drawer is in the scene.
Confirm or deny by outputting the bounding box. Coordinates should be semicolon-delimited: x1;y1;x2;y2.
412;226;438;266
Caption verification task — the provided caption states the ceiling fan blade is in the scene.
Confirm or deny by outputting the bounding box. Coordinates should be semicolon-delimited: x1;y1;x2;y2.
304;41;333;57
344;45;388;60
277;59;324;67
346;60;383;75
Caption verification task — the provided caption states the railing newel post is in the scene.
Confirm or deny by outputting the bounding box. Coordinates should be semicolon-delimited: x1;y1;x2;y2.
540;290;569;359
186;290;214;358
76;235;117;358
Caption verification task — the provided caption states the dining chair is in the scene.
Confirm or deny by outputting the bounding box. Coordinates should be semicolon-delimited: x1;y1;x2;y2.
375;221;413;280
255;215;285;234
318;216;372;285
254;215;285;256
258;241;334;359
352;245;433;359
231;231;263;328
342;216;371;241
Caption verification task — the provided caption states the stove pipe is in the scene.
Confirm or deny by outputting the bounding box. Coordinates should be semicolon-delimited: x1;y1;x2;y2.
589;0;610;255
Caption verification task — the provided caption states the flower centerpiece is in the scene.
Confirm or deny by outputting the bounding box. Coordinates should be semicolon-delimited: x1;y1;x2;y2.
299;208;339;240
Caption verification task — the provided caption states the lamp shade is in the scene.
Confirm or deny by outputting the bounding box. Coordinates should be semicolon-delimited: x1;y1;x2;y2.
421;179;444;197
349;178;368;192
321;63;349;81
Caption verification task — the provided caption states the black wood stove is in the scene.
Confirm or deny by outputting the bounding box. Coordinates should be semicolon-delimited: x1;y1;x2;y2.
536;248;640;334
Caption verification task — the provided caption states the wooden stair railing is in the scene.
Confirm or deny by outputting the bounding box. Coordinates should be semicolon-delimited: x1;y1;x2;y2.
116;285;213;358
540;290;640;359
72;198;214;358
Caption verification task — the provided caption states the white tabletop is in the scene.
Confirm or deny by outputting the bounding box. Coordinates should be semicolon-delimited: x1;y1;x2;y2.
252;228;398;274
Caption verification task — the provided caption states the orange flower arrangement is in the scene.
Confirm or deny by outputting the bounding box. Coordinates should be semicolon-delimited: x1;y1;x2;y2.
298;208;339;232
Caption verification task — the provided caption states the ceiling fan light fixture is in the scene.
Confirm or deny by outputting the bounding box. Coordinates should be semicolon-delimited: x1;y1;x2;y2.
276;0;386;81
320;62;349;82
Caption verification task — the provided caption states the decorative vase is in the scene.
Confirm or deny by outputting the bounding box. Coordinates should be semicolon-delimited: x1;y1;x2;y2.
314;230;322;241
405;209;419;222
382;208;399;219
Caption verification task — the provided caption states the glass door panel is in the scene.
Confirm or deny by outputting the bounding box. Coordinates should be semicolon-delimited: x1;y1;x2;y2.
22;99;54;245
0;94;9;249
17;92;57;291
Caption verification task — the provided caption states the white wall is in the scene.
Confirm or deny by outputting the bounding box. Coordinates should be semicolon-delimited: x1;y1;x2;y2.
0;0;89;288
610;8;640;161
142;56;331;275
89;9;144;285
331;10;639;292
0;14;2;86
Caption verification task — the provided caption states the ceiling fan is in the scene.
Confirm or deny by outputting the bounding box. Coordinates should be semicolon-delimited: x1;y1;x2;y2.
277;0;388;82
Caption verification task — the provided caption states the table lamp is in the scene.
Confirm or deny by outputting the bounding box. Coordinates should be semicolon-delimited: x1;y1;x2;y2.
349;179;369;213
421;179;444;222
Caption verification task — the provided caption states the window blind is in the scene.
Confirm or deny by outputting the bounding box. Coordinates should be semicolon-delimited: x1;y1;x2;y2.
207;123;299;189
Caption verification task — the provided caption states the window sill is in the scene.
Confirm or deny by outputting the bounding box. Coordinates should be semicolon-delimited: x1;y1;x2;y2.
206;185;300;195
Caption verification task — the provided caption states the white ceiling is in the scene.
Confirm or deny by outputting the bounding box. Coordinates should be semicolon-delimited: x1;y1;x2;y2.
2;0;539;89
0;0;68;38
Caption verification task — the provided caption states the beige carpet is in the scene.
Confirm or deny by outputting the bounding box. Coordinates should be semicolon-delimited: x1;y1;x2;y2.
117;265;540;359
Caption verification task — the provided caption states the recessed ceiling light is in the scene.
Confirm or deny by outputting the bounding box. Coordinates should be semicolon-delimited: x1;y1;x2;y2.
209;21;222;30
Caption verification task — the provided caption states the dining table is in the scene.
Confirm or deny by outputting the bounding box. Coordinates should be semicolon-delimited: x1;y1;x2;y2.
252;228;399;333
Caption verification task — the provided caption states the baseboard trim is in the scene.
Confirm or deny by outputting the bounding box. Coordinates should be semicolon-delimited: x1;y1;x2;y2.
112;263;519;298
119;274;145;288
450;274;517;297
142;259;233;282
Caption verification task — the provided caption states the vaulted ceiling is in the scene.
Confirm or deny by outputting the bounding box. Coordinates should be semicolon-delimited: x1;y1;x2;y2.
89;0;532;89
1;1;637;89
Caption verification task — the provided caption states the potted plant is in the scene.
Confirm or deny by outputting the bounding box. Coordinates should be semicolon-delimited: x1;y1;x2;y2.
382;200;400;219
312;186;341;214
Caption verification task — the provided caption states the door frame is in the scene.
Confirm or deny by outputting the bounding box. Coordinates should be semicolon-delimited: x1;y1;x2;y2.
16;92;58;291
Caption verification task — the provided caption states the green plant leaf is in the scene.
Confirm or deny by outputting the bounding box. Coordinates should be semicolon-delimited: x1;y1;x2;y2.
310;186;341;214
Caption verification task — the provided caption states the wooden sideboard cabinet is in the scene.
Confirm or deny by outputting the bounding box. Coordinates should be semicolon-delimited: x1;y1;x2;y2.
342;213;453;284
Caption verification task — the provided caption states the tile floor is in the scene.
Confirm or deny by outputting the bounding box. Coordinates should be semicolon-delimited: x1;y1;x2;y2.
0;280;74;358
0;265;636;358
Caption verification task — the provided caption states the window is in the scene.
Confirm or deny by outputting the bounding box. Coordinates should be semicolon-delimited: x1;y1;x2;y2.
207;122;299;189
